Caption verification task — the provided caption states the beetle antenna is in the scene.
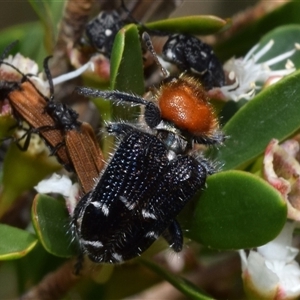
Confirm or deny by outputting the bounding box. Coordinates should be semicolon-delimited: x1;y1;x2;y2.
142;32;169;78
43;56;54;101
0;40;19;61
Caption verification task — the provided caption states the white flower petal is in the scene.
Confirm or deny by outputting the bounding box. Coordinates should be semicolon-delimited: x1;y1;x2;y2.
239;249;248;271
263;49;296;67
252;40;274;62
52;61;94;86
258;222;298;262
35;173;73;197
245;250;279;292
4;53;39;75
240;222;300;298
220;40;297;101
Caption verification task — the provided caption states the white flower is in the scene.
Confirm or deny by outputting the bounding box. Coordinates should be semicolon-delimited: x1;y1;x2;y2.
35;173;80;216
1;53;94;96
3;53;39;75
219;40;297;101
240;222;300;300
0;53;43;90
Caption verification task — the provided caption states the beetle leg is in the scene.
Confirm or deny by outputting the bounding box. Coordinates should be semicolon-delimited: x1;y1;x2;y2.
162;219;183;252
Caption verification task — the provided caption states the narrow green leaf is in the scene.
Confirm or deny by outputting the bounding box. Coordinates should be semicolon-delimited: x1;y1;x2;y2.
188;171;287;250
28;0;52;27
48;0;65;27
0;224;38;260
110;24;144;94
109;23;144;122
27;0;59;52
140;258;214;300
145;15;230;35
31;194;77;258
215;69;300;170
28;0;64;33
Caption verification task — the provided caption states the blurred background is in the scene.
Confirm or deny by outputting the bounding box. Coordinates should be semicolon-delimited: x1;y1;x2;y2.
0;0;258;30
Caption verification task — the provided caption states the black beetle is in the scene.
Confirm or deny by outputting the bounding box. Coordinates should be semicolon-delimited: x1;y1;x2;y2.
74;71;223;263
162;34;225;90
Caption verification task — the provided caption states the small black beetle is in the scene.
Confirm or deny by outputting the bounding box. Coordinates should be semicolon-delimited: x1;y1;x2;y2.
84;5;225;91
84;0;135;57
85;10;124;56
162;34;225;90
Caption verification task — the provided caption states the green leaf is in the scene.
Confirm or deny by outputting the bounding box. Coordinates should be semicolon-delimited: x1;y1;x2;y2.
0;23;46;67
28;0;54;51
187;171;287;250
219;99;247;127
28;0;64;29
0;143;61;218
215;0;300;61
0;224;38;260
214;68;300;170
253;25;300;69
109;23;144;122
145;15;230;35
110;24;144;94
31;194;77;258
140;258;214;300
0;115;16;140
27;0;64;52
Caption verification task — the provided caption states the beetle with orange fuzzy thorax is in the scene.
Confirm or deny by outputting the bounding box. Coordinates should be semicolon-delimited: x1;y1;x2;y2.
74;69;224;265
157;74;220;143
78;73;223;147
0;54;104;193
